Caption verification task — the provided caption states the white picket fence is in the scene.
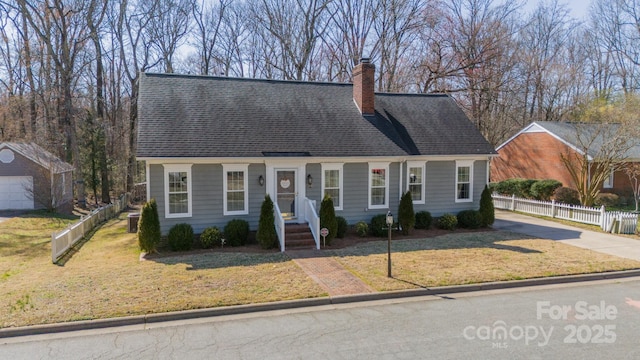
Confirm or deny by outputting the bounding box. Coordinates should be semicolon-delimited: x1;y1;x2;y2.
51;193;130;263
492;194;639;235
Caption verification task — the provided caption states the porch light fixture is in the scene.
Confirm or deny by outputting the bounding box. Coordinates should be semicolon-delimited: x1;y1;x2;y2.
307;174;313;186
258;175;264;186
386;211;393;278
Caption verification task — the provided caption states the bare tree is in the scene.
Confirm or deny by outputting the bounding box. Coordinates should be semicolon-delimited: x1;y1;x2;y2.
192;0;230;75
252;0;334;80
561;98;640;206
140;0;195;74
624;163;640;212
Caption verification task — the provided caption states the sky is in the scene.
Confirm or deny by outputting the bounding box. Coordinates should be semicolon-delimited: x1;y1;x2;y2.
524;0;591;19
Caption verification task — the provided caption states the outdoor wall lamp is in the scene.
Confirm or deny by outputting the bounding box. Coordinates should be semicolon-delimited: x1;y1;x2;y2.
386;211;393;278
258;175;264;186
307;174;313;186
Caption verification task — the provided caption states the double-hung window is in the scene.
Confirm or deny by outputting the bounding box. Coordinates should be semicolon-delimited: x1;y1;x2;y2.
603;168;614;188
164;164;193;218
369;162;389;209
322;163;343;210
223;164;249;215
455;160;474;203
407;162;425;204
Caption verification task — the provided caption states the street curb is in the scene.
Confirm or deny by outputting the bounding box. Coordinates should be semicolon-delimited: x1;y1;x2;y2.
3;269;640;339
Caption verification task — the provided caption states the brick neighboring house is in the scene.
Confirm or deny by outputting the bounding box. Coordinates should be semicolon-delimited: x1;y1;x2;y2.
491;121;640;197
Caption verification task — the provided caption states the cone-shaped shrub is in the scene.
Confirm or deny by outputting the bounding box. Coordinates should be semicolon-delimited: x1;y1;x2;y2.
398;191;415;235
138;199;161;253
257;194;277;249
319;195;338;245
479;184;495;227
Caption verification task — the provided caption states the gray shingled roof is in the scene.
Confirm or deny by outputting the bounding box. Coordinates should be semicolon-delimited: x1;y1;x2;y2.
0;142;74;173
535;121;640;159
137;73;496;158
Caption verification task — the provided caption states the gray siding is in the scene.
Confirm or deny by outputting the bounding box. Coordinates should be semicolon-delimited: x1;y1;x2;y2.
336;162;400;225
418;160;487;217
305;163;322;200
150;159;488;233
0;150;72;211
151;163;266;234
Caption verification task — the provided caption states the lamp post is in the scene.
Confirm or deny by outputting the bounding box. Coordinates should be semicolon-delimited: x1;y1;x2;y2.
386;211;393;278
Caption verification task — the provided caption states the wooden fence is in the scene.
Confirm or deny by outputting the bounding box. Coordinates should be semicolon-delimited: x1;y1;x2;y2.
492;194;638;235
51;193;130;263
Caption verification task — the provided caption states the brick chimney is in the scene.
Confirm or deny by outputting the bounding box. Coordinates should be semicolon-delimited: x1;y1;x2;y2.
353;58;375;115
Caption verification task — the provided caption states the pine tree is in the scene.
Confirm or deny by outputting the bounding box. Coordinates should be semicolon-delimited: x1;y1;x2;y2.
479;184;495;227
319;194;338;245
257;194;277;249
398;191;415;235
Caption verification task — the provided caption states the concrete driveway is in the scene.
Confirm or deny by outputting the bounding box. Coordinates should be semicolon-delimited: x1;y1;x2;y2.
494;210;640;261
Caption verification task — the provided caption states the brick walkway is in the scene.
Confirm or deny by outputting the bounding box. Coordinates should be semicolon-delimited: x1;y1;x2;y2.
288;250;374;296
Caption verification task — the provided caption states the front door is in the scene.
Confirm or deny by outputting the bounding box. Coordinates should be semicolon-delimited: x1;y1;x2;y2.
276;170;297;220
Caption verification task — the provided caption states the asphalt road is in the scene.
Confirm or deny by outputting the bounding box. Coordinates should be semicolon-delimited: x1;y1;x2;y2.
3;278;640;359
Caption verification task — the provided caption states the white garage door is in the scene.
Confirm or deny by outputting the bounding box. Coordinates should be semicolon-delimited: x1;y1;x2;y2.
0;176;34;210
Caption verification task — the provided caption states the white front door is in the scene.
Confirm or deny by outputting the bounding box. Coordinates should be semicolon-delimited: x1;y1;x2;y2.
276;170;297;220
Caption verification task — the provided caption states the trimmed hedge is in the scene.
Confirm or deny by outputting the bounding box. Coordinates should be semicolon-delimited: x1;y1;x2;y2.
320;195;338;245
479;185;494;227
415;211;432;229
437;213;458;230
138;199;161;253
595;193;620;207
494;178;563;201
200;226;223;248
168;223;194;251
398;191;415;235
257;195;277;249
554;187;580;205
370;214;389;237
224;219;249;246
355;221;369;237
336;216;348;238
457;210;482;229
530;179;562;201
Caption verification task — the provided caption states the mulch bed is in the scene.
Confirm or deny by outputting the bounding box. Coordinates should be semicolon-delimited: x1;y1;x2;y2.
143;226;496;259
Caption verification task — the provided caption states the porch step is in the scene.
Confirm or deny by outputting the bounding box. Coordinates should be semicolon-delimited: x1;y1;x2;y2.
285;224;316;249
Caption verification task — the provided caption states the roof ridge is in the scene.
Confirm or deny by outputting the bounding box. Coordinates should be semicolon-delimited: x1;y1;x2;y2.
142;72;353;87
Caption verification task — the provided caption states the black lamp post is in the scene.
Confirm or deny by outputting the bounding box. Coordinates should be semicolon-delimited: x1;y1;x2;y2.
386;211;393;278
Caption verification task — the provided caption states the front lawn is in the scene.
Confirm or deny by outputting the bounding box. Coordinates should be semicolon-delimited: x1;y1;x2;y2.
0;213;325;328
2;212;640;329
328;231;640;291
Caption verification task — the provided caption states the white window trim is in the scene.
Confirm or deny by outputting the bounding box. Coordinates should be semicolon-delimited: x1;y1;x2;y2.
223;164;249;216
406;161;425;204
455;160;474;203
164;164;193;218
321;163;344;210
603;168;614;189
368;162;390;209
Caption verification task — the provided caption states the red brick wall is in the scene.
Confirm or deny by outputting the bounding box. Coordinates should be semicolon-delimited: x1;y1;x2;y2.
491;132;636;195
490;132;577;188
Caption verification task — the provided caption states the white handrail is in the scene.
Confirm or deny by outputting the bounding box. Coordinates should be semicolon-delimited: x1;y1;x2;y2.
273;202;285;252
304;198;320;249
